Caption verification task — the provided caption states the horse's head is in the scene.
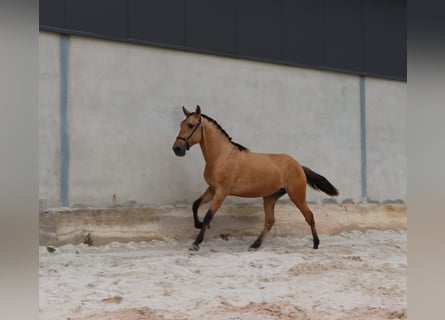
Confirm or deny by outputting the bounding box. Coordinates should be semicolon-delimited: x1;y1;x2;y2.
172;105;203;156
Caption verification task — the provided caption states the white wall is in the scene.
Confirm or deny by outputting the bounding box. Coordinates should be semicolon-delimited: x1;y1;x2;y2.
39;32;61;208
39;32;406;208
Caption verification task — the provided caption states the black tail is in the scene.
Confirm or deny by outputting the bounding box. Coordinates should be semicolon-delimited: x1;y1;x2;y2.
302;166;339;196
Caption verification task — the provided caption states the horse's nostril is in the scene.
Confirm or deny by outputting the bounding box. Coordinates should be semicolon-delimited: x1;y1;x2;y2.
173;146;184;155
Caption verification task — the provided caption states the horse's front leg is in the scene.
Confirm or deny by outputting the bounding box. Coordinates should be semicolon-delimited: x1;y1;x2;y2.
189;189;227;251
192;187;215;229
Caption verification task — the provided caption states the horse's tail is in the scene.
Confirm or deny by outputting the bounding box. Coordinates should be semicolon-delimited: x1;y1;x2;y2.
302;166;339;196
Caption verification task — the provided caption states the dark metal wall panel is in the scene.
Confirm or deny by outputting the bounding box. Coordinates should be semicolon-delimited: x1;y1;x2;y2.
324;0;363;73
39;0;407;80
65;0;127;38
282;0;324;67
237;0;282;60
186;0;236;54
128;0;185;46
363;0;406;78
39;0;65;29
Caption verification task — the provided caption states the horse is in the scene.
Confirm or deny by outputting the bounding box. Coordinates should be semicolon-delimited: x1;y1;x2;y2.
172;105;339;251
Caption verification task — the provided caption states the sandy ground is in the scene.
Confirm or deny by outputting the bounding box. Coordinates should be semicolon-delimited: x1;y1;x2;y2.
39;230;406;320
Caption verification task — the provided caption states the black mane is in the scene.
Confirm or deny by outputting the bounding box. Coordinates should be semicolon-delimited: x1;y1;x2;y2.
188;113;249;151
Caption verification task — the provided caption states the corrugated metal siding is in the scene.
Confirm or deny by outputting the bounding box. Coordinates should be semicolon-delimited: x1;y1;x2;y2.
39;0;406;80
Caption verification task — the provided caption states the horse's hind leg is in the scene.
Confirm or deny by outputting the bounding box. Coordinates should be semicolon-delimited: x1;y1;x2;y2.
288;190;320;249
299;202;319;249
192;187;214;229
249;189;286;251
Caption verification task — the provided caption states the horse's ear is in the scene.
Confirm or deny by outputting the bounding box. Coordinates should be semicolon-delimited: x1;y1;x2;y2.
195;105;201;117
182;106;191;116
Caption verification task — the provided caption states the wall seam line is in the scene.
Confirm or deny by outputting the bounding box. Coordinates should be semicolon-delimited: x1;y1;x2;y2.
60;35;70;207
360;75;367;203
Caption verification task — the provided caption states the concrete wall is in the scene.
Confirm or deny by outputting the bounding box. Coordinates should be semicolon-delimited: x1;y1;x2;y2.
39;33;61;208
39;32;406;208
366;78;407;203
40;204;407;246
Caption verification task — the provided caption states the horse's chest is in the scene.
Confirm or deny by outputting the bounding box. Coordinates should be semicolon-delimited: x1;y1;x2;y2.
203;167;215;187
203;161;238;188
203;165;228;187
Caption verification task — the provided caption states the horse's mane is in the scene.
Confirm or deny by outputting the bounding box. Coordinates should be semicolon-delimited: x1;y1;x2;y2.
188;113;249;151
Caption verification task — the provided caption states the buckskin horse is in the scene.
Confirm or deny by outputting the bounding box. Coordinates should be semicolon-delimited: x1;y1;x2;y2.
172;105;339;251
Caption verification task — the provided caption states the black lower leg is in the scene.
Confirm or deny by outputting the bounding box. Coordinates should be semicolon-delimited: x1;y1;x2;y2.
313;233;320;249
249;235;263;250
305;212;319;249
192;197;203;229
190;210;213;251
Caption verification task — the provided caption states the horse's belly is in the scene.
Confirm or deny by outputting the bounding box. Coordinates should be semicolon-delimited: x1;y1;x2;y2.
229;172;283;198
230;184;282;198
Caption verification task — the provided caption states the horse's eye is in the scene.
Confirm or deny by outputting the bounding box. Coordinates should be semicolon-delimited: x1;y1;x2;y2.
188;123;194;129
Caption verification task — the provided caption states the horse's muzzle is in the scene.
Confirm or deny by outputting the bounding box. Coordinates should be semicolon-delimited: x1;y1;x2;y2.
173;145;186;157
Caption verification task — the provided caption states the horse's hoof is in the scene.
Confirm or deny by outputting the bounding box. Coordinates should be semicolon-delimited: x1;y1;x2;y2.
249;238;262;251
194;222;203;229
189;244;200;251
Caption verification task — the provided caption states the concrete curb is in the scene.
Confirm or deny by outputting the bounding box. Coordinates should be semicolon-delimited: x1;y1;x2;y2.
39;203;406;246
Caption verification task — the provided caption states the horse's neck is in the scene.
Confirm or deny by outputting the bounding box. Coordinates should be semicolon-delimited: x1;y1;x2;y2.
199;118;235;165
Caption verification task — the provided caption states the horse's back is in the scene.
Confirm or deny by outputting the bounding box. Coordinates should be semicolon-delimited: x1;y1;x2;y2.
240;151;303;172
